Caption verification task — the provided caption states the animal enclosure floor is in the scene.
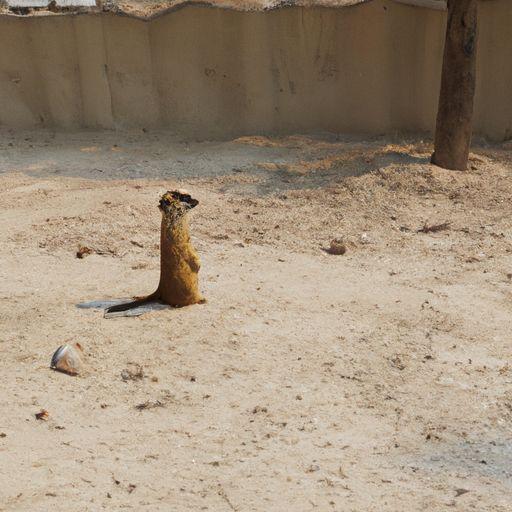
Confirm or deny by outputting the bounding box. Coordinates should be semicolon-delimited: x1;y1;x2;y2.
1;130;512;511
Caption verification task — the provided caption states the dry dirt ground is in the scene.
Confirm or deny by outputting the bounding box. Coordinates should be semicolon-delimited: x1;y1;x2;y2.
1;130;512;511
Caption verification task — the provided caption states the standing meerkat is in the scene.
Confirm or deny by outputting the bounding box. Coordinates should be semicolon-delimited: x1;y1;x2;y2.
105;190;204;317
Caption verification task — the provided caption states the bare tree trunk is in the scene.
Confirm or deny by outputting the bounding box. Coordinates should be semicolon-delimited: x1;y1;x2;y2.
431;0;478;171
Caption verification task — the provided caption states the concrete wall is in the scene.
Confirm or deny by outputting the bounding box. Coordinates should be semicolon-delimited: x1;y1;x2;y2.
0;0;511;140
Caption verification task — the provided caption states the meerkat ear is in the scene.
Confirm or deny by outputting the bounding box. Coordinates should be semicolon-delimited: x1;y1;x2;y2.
168;190;198;209
184;198;199;209
179;195;198;209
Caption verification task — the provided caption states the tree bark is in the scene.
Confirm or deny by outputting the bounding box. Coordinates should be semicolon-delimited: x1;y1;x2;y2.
431;0;478;171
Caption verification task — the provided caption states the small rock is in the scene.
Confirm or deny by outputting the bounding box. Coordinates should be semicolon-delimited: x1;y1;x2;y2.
359;232;373;244
50;343;83;376
35;409;49;421
389;355;405;371
325;238;346;255
76;246;93;259
121;364;144;382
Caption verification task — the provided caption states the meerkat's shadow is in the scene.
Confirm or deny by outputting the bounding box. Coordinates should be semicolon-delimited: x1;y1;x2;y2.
76;299;170;319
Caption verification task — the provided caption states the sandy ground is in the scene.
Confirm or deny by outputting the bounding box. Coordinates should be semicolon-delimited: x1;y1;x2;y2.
0;130;512;511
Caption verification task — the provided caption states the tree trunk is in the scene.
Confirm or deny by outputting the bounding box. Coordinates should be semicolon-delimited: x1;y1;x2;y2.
431;0;478;171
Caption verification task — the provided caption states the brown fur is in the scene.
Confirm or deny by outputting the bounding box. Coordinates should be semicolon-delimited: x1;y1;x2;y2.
105;190;203;315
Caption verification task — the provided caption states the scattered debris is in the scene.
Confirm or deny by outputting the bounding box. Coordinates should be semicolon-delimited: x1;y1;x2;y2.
217;484;238;512
252;405;268;414
134;392;174;411
324;238;347;255
339;374;363;382
389;355;406;371
50;343;83;375
359;232;373;245
76;245;116;258
134;400;165;411
35;409;49;421
498;364;510;375
76;245;93;259
121;364;144;382
417;222;451;234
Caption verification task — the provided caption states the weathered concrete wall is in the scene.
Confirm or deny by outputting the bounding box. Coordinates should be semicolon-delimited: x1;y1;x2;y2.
0;0;511;139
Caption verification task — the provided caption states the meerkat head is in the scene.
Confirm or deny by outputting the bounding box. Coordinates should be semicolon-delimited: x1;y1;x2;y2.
158;190;199;224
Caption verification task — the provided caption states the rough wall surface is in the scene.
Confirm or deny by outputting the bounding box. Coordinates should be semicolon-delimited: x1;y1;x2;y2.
0;0;510;139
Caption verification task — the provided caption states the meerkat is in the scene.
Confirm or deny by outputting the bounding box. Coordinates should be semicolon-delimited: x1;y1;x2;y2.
104;190;204;317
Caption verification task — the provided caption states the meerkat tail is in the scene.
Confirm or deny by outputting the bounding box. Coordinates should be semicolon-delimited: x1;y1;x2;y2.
104;291;160;316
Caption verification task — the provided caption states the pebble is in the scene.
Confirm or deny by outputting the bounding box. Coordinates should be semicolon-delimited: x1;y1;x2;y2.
50;343;83;376
326;238;347;255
